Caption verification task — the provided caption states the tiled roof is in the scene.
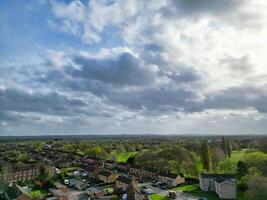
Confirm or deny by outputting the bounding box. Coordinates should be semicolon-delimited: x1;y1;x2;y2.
116;176;133;184
130;165;141;169
158;172;182;179
200;173;236;179
118;162;129;166
99;170;112;177
105;160;116;164
215;177;236;184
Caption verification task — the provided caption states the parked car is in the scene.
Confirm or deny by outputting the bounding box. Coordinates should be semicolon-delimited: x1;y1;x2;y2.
199;198;207;200
140;189;146;194
152;181;162;187
160;185;168;190
140;185;148;189
152;179;159;183
138;178;144;183
159;182;167;189
144;189;153;195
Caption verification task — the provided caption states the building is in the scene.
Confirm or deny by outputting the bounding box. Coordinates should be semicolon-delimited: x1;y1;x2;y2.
199;173;236;199
115;176;135;192
86;187;106;198
158;172;185;187
69;179;87;190
141;168;157;179
98;170;117;183
82;156;103;166
0;165;56;182
129;165;142;177
104;160;117;170
86;165;100;178
117;162;129;172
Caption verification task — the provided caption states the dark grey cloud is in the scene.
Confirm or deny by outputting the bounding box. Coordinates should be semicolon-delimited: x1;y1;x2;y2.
162;0;259;29
165;70;200;83
0;88;86;116
203;85;267;113
108;87;198;112
173;0;242;15
69;53;157;86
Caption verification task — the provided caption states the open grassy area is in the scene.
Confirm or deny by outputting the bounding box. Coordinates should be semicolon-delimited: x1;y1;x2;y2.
117;152;137;162
174;184;220;200
150;194;170;200
29;189;48;197
174;184;245;200
230;149;246;163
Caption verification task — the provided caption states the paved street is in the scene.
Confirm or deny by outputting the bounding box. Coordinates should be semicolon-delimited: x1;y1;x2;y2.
140;183;199;200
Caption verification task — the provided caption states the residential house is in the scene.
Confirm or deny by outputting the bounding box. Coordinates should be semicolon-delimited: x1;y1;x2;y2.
158;172;185;187
141;168;157;179
98;170;117;183
104;160;117;170
82;156;103;167
199;173;236;199
3;165;56;182
117;162;129;172
115;176;135;192
86;187;106;198
55;158;73;168
86;165;100;178
69;179;87;190
129;165;142;177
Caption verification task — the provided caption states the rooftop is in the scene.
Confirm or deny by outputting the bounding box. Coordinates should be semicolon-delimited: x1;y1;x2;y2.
116;176;133;184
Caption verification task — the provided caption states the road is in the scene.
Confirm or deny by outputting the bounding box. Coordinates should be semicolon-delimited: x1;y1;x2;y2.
140;183;199;200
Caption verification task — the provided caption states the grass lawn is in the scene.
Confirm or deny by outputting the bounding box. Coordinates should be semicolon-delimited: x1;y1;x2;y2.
174;184;221;200
117;152;137;162
103;187;114;194
150;194;170;200
29;189;48;197
230;150;246;163
174;184;245;200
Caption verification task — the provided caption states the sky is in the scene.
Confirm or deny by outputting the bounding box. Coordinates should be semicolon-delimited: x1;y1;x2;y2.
1;0;267;136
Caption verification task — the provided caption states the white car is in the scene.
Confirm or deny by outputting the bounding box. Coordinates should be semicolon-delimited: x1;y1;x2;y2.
64;179;70;185
73;170;81;176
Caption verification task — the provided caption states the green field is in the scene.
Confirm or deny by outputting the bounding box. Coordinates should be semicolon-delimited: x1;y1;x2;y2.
230;150;246;163
174;184;245;200
150;194;170;200
174;184;220;200
117;152;137;162
29;189;48;198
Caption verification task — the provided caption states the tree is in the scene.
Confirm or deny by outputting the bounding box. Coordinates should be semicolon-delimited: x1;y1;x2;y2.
226;139;232;158
237;161;248;178
37;165;50;188
85;146;102;157
245;176;267;200
126;156;135;164
217;158;236;174
201;141;212;172
221;136;228;158
211;147;225;170
259;139;267;153
0;165;11;192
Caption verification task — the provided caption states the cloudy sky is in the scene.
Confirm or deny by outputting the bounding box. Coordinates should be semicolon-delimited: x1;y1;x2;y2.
1;0;267;136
